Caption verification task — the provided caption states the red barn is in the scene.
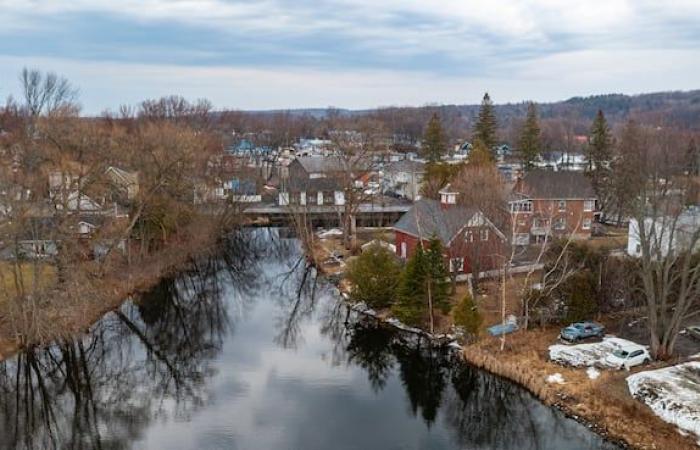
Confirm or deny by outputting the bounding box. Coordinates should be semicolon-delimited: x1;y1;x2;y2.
393;186;506;275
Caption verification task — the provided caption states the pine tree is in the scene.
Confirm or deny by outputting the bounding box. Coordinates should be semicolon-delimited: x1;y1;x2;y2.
453;293;482;336
517;102;541;170
587;110;613;208
473;93;498;157
393;246;428;326
421;113;447;162
424;238;450;315
346;245;401;308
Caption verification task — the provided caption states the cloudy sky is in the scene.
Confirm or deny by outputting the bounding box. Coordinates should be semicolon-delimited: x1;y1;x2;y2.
0;0;699;113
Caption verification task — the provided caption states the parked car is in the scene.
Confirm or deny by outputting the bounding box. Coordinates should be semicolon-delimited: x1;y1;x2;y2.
559;321;605;342
605;344;651;370
685;325;700;340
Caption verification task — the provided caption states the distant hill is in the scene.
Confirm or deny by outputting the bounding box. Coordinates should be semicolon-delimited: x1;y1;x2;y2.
244;90;700;131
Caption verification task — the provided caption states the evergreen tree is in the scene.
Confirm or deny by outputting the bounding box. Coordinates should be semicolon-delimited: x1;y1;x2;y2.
453;293;482;336
473;92;498;157
421;113;447;162
346;245;401;308
587;110;613;208
393;246;428;326
517;102;541;170
424;237;450;314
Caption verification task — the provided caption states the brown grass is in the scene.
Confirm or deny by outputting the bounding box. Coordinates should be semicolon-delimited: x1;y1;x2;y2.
463;329;699;450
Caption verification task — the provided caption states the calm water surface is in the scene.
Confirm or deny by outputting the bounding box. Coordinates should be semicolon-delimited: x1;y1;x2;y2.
0;229;619;450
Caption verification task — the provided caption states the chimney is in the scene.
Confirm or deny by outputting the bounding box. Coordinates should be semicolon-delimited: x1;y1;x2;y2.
439;184;458;210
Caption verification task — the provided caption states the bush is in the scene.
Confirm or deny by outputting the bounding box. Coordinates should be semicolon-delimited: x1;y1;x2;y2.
346;245;401;309
453;293;482;336
562;272;598;322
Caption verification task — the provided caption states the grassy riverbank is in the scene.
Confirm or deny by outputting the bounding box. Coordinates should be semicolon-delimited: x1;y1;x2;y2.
0;216;227;362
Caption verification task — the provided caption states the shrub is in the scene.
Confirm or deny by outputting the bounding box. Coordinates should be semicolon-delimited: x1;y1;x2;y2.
346;244;401;309
453;293;482;336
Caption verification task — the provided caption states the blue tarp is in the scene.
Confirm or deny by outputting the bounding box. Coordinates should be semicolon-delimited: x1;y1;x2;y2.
487;322;519;336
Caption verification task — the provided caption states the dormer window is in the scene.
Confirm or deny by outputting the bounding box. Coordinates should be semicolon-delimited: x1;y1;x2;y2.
441;192;457;205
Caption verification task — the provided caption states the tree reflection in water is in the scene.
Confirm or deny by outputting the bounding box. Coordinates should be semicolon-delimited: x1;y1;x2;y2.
0;228;270;450
0;228;618;450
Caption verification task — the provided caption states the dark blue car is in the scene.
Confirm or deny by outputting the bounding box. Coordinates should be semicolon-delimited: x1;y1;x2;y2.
560;321;605;342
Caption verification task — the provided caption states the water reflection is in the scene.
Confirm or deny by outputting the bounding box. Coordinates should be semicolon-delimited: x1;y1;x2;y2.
0;228;618;450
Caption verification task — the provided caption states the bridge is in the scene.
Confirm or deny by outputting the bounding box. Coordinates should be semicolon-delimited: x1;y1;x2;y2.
241;202;412;227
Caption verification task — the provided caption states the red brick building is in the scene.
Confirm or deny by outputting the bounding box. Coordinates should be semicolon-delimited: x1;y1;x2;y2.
393;186;506;275
509;170;597;245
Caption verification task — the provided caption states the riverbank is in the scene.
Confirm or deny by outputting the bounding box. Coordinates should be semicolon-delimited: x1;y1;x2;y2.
0;215;229;362
311;233;699;450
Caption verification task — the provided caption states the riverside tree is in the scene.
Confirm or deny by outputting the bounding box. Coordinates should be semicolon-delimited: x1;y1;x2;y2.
421;113;447;162
346;244;401;308
453;293;482;337
393;238;450;330
473;93;498;158
517;102;541;170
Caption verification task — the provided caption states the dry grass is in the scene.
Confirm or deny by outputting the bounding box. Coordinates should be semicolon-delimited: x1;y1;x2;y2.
463;329;699;450
0;261;57;301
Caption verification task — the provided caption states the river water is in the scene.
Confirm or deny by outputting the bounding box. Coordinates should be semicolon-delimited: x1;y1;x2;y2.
0;229;619;450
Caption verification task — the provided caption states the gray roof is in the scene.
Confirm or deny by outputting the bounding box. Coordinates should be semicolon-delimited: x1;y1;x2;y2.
286;176;341;192
393;199;479;243
295;156;371;174
386;159;426;174
518;170;595;199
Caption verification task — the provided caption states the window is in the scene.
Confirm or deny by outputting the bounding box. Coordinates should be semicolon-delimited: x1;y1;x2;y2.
630;350;643;358
400;242;407;259
582;218;592;230
480;228;489;241
449;258;464;273
558;200;566;211
584;200;595;212
554;218;566;230
465;230;474;243
441;193;456;204
323;191;334;204
510;201;532;213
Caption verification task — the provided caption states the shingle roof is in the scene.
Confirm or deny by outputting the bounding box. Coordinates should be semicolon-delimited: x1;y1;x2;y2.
518;170;595;199
393;198;479;243
386;159;426;173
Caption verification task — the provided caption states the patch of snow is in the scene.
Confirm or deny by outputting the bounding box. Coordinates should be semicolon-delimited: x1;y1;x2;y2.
627;362;700;442
317;228;343;238
549;336;642;368
546;373;565;384
690;353;700;360
586;367;601;380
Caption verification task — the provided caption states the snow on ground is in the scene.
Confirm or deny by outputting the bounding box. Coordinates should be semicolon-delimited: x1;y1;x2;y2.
587;367;601;380
317;228;343;238
627;362;700;443
548;336;640;368
546;373;565;384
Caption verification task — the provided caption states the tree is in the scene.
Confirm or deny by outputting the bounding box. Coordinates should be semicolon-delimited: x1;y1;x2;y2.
685;138;699;177
346;245;401;308
20;67;79;118
473;93;498;157
394;246;429;327
517;102;541;170
453;293;482;337
421;113;447;162
420;162;462;199
467;139;494;166
609;121;646;224
424;237;450;315
587;110;613;211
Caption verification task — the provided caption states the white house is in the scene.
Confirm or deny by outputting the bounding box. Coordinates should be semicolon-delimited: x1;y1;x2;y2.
627;207;700;258
384;160;425;200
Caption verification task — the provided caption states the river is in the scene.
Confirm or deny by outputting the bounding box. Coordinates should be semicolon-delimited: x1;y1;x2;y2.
0;229;619;450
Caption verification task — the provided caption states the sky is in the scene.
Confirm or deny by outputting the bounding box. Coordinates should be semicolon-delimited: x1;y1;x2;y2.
0;0;699;114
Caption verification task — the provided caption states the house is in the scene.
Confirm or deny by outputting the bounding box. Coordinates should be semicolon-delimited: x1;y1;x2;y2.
627;206;700;258
105;166;139;202
393;186;505;275
278;156;365;207
384;160;425;200
509;170;597;245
